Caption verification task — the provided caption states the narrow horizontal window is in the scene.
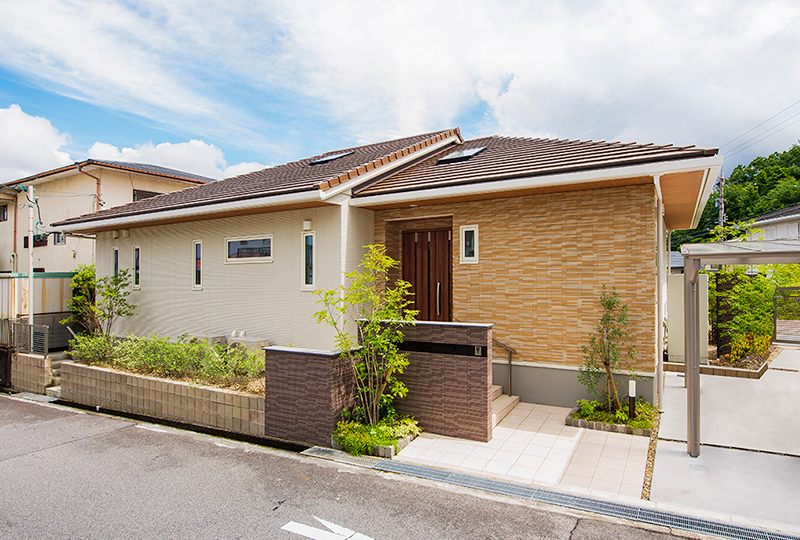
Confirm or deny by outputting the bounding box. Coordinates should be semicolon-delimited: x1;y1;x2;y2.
438;147;486;164
225;235;273;263
309;151;354;165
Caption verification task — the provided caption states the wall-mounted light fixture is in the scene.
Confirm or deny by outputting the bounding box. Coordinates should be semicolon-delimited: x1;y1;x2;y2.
303;220;312;231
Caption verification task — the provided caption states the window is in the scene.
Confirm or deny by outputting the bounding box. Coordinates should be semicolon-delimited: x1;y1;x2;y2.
0;205;7;221
302;231;314;290
53;232;66;245
133;189;162;202
309;151;354;165
788;222;799;240
193;241;202;289
438;147;486;164
23;234;48;248
132;246;141;289
113;247;119;276
460;225;478;264
225;235;272;263
765;227;776;241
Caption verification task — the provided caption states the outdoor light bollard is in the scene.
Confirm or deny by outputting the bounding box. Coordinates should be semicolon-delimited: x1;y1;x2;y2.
628;379;636;419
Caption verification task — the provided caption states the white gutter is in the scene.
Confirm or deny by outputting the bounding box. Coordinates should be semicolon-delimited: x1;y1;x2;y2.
319;135;461;200
54;189;325;232
350;154;725;209
750;214;800;227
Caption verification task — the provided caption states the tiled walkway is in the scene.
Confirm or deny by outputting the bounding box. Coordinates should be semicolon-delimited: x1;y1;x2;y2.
396;402;650;499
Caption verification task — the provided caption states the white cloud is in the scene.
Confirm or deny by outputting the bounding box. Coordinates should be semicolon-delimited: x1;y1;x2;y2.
0;104;72;182
88;140;266;179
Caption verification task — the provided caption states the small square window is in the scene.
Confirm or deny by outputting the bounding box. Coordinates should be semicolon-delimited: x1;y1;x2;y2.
225;235;272;263
54;232;66;245
460;225;478;264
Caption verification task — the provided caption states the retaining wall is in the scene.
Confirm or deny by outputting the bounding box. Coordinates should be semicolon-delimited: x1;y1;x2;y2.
60;361;265;438
10;353;52;394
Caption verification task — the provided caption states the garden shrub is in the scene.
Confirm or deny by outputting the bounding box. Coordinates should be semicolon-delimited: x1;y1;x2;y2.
333;415;421;456
70;333;265;392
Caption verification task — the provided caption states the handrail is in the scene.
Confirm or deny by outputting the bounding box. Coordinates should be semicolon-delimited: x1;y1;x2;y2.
493;338;516;396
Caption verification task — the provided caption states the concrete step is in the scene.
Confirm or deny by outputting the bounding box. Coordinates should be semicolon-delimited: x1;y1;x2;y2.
491;385;503;401
47;376;61;387
45;386;61;399
492;394;519;428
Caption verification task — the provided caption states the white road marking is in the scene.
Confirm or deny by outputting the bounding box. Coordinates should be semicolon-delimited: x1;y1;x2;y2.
281;516;374;540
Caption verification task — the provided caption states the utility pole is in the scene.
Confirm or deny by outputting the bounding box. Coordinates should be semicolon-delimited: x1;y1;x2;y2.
717;171;726;240
28;186;34;326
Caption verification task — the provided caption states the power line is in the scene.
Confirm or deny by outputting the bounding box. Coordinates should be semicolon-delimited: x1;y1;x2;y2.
726;114;800;159
719;97;800;150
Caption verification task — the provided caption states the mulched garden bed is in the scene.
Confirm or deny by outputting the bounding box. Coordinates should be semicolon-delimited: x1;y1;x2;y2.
708;344;778;370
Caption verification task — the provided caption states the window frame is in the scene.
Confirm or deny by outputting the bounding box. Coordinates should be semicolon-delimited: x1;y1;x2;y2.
113;247;120;277
224;235;273;264
193;240;202;290
53;232;66;245
301;230;315;291
0;205;7;222
459;224;479;264
132;245;141;289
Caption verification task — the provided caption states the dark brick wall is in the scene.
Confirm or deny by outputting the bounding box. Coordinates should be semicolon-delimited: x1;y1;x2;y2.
264;348;354;447
394;322;493;442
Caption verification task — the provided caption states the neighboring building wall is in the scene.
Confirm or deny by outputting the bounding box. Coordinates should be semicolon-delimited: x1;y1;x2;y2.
0;169;200;274
749;220;800;241
98;206;351;351
374;184;659;373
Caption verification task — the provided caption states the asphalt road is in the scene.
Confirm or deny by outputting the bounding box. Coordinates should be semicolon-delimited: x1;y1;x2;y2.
0;393;706;540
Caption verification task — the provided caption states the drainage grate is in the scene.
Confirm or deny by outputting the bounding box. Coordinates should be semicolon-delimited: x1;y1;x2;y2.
375;461;800;540
301;446;383;468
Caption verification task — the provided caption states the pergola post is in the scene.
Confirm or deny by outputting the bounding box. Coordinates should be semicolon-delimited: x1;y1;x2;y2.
684;256;701;457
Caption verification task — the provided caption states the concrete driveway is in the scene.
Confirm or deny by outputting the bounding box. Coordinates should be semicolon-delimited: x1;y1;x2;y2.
651;347;800;526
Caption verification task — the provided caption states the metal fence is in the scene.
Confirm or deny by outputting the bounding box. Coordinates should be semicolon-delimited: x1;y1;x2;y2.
11;322;49;356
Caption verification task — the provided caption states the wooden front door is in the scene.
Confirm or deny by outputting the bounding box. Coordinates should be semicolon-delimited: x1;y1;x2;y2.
402;229;452;321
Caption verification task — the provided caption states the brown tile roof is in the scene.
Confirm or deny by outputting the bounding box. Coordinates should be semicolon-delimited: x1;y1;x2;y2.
3;159;213;186
353;136;719;197
54;129;460;227
751;202;800;222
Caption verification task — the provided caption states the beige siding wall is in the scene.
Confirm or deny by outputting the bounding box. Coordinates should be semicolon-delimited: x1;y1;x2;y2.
0;170;199;274
374;184;659;372
98;206;345;350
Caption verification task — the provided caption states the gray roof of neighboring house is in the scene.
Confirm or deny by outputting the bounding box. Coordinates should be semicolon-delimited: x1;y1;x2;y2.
750;203;800;223
3;159;214;186
670;251;684;269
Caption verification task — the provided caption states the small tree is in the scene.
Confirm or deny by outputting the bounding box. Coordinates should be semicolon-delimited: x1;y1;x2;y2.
61;265;135;337
314;245;417;426
578;285;637;412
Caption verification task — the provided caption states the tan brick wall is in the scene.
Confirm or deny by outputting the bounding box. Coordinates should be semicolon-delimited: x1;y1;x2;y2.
11;353;52;394
374;184;658;372
61;362;265;437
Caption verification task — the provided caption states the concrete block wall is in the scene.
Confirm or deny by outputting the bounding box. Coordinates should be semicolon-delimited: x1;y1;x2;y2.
374;184;658;373
394;322;493;442
11;353;52;394
60;361;265;437
264;347;355;447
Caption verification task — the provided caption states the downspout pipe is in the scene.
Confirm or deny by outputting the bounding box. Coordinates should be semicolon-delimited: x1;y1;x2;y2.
77;164;102;211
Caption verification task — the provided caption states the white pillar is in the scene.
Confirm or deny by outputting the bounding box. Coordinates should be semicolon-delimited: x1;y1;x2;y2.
684;256;701;457
28;186;34;326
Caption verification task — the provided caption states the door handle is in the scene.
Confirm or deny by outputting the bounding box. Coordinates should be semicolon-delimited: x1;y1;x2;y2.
436;282;441;317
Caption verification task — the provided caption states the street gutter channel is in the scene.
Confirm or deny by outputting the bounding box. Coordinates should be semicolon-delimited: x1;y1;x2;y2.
302;446;800;540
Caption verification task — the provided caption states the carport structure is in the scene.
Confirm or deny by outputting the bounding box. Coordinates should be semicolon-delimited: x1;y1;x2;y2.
681;240;800;456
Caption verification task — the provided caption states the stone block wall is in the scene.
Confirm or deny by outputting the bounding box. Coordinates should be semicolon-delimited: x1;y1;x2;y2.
394;322;493;442
60;361;265;437
263;347;355;447
374;184;658;373
11;353;52;394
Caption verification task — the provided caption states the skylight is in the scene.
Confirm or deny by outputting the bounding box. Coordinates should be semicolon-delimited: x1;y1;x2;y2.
309;151;354;165
437;147;486;164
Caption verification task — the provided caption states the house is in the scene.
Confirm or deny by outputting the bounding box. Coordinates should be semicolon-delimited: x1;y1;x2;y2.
747;203;800;241
53;129;722;407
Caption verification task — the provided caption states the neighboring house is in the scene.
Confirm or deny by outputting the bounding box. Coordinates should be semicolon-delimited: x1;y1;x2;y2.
747;203;800;241
670;251;684;274
53;129;722;406
0;160;210;324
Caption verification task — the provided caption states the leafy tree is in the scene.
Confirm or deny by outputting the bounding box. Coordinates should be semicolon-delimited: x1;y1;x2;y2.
578;285;637;412
314;245;418;426
61;265;136;337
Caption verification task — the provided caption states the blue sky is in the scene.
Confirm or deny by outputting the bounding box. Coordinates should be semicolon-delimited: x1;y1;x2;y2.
1;0;799;183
